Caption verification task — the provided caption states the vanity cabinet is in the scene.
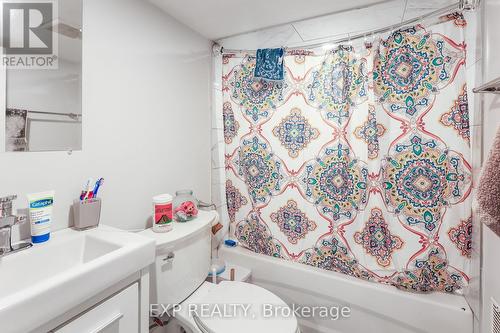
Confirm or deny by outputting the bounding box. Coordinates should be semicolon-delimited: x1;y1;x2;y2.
54;283;139;333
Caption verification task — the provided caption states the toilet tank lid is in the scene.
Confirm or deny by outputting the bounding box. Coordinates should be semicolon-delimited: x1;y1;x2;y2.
139;210;216;249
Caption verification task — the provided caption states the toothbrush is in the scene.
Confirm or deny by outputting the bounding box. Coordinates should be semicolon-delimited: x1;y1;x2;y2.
80;178;90;201
83;178;93;201
93;178;104;197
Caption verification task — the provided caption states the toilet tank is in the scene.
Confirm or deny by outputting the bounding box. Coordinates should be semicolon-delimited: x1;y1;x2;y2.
139;210;215;307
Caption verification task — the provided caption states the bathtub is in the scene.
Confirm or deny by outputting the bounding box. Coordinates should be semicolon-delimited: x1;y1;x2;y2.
219;246;473;333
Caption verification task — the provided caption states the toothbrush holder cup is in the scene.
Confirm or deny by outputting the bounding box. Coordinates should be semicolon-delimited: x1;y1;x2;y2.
73;198;101;230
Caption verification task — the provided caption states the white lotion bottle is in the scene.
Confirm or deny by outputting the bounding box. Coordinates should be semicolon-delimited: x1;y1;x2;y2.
26;191;55;243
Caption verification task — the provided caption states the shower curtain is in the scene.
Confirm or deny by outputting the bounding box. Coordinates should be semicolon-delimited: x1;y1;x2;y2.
221;13;472;293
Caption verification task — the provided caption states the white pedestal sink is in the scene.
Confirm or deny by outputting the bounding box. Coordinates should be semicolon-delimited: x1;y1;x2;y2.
0;225;155;333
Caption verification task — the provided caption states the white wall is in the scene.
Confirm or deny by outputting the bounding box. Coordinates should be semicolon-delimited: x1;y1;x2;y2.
0;0;212;233
482;0;500;156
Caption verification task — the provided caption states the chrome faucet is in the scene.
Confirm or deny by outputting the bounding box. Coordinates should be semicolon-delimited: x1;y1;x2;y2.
0;195;32;257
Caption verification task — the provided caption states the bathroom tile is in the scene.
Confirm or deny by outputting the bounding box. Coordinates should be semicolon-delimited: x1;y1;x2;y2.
212;181;227;209
212;55;224;130
466;73;476;127
218;24;303;50
211;115;222;132
401;8;435;21
467;61;482;128
212;186;221;206
213;82;222;91
213;54;223;90
210;153;218;170
482;94;500;156
473;317;480;333
210;113;218;130
211;183;218;201
210;130;217;150
211;167;225;185
211;128;224;146
217;127;224;142
483;0;500;81
211;148;222;169
213;198;226;213
211;135;225;169
467;247;481;277
216;202;227;211
210;136;221;155
465;206;482;317
405;0;456;9
464;11;482;69
210;167;221;184
210;172;222;188
217;205;229;226
293;0;405;42
212;167;226;180
465;275;481;317
211;149;223;169
211;178;226;206
402;0;456;21
212;92;224;129
288;33;350;49
218;178;226;192
217;203;230;234
470;124;483;179
212;128;224;146
211;130;225;169
220;203;229;219
471;241;481;259
471;199;482;240
210;128;217;143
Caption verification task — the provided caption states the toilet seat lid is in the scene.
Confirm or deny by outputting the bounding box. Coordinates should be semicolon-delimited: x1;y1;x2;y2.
193;281;298;333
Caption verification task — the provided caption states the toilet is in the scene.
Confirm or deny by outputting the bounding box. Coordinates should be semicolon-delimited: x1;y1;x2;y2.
140;210;298;333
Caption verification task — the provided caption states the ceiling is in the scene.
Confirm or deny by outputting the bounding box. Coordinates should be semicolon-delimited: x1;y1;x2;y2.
148;0;394;40
216;0;456;49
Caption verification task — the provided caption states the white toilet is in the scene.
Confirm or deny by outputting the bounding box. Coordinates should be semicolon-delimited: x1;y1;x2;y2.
140;210;298;333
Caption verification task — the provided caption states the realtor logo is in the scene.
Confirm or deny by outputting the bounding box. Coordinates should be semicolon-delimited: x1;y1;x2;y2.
1;0;58;68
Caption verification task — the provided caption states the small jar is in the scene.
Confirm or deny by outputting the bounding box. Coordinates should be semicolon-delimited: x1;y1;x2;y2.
152;194;173;233
173;190;198;222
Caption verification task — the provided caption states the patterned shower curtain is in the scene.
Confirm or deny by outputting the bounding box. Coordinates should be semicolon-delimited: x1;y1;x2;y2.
221;13;472;294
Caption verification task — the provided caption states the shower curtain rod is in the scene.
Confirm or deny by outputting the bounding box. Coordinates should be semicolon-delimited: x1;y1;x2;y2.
219;2;465;54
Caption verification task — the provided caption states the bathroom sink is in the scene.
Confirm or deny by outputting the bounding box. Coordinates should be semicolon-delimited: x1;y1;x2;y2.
0;226;155;333
0;235;121;298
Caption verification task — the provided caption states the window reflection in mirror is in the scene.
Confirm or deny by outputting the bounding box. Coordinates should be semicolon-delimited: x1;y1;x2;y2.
4;0;82;152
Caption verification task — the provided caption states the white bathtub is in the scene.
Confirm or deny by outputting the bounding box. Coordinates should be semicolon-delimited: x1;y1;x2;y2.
219;246;473;333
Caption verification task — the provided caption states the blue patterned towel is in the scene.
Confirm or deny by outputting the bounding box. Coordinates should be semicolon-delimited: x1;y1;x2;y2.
254;48;284;81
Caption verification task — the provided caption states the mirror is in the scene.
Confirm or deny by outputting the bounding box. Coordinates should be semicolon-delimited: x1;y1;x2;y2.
4;0;82;152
